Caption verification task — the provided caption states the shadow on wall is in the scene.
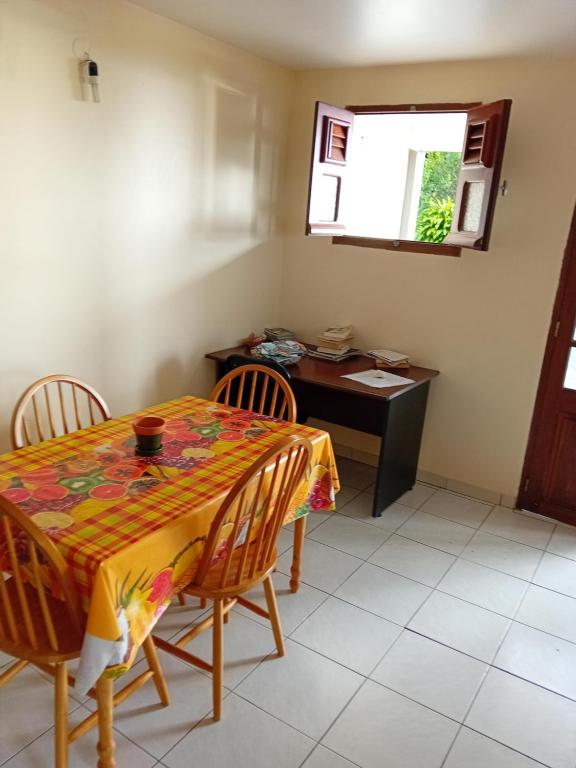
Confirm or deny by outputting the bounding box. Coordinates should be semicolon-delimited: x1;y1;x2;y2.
0;237;283;457
100;235;283;419
192;75;281;240
94;70;286;415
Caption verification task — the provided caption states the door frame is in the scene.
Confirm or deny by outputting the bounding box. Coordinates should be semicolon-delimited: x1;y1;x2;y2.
518;201;576;522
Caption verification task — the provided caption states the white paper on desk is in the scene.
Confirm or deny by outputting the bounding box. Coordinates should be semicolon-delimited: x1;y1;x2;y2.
341;369;415;388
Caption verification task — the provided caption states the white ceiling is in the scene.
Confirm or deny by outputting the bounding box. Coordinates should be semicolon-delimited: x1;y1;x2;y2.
130;0;576;69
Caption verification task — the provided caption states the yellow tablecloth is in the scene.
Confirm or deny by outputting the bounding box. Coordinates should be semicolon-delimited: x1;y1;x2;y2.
0;396;338;691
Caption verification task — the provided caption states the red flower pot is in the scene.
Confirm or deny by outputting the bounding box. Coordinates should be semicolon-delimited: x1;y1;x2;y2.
132;416;166;455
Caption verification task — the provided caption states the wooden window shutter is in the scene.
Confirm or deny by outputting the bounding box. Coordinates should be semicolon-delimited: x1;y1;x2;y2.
306;102;355;235
445;99;512;251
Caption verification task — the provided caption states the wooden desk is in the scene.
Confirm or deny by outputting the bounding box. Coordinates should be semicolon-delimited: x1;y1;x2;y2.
206;347;439;516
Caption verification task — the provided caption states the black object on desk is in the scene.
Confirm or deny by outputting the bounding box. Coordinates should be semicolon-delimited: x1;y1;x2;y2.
206;346;439;517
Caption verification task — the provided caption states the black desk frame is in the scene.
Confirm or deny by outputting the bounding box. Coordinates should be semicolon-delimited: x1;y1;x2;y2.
208;351;436;517
289;377;430;516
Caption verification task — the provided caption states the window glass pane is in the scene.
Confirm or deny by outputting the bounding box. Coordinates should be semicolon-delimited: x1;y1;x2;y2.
462;181;485;232
316;174;340;222
573;325;576;342
563;347;576;390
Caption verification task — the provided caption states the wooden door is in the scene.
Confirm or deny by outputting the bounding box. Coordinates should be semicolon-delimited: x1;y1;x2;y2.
519;204;576;524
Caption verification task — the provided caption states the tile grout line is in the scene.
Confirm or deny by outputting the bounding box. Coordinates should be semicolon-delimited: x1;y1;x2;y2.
459;725;555;768
437;542;556;767
233;483;576;762
230;680;345;749
282;548;576;633
284;517;576;660
0;722;62;767
156;689;235;764
4;469;571;767
438;609;505;766
246;486;562;765
297;743;364;768
94;513;576;767
310;676;373;760
299;510;576;620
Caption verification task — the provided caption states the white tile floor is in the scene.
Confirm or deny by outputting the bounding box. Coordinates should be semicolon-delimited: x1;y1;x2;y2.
4;457;576;767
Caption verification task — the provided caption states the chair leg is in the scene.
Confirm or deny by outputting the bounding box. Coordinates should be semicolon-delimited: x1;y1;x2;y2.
96;675;116;768
263;575;285;657
177;593;186;606
290;516;306;593
200;598;207;609
142;635;170;706
0;659;28;688
55;662;68;768
212;599;224;721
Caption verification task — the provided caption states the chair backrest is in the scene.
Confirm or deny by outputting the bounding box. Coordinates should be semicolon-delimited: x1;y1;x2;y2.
226;354;291;382
192;435;311;593
0;496;84;659
210;364;297;422
11;375;111;449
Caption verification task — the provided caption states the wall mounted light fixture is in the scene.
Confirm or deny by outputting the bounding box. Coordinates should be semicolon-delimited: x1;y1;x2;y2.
81;57;100;103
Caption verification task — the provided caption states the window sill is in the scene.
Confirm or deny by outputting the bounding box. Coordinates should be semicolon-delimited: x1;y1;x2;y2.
332;235;461;257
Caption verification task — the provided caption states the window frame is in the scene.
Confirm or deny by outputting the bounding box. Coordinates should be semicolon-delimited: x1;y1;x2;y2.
306;100;511;256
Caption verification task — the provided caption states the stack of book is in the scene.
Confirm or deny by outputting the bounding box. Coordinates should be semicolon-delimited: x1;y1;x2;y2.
366;349;411;369
307;346;360;362
307;325;359;362
264;327;296;341
316;326;353;355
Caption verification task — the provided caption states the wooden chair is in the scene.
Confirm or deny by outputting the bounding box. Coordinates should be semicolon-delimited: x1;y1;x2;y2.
11;375;111;450
210;363;309;593
210;363;297;422
154;435;311;720
226;353;292;382
0;496;170;768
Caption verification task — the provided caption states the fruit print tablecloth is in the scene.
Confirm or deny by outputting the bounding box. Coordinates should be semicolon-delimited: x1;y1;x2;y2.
0;396;339;692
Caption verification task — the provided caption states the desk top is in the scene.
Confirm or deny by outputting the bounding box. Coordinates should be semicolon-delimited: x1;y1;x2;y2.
206;346;439;401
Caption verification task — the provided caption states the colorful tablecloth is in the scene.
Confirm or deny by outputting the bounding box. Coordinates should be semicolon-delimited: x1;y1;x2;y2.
0;396;338;692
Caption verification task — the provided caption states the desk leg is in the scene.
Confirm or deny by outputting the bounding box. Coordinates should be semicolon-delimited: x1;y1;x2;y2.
290;517;307;593
373;382;430;517
96;676;116;768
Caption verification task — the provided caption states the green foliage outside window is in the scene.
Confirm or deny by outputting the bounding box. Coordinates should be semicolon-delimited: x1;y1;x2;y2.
415;151;460;243
415;198;455;243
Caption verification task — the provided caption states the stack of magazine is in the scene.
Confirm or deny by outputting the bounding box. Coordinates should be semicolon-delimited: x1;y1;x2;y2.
264;327;296;341
251;339;307;365
366;349;411;369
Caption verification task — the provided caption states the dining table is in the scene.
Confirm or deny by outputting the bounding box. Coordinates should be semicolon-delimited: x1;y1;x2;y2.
0;394;339;768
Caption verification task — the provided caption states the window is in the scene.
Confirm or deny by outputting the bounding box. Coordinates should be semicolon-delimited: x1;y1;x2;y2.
305;100;512;254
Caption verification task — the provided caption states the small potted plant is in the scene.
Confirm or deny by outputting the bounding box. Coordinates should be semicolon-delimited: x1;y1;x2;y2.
132;416;166;455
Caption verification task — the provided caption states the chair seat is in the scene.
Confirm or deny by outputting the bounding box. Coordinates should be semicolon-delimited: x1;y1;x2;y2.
0;579;85;664
183;543;278;599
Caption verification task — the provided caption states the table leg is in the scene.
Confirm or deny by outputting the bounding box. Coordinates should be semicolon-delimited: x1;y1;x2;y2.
372;382;430;517
290;516;307;593
96;676;116;768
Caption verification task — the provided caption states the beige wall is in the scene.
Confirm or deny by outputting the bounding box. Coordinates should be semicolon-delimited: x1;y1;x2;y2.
0;0;293;452
280;58;576;498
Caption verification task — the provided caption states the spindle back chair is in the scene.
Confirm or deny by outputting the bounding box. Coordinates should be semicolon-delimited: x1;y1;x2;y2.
155;435;312;720
209;364;297;422
0;496;169;767
11;374;111;450
0;496;84;665
226;353;291;382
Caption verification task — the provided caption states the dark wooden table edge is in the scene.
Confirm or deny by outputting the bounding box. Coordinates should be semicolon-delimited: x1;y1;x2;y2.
205;347;439;401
